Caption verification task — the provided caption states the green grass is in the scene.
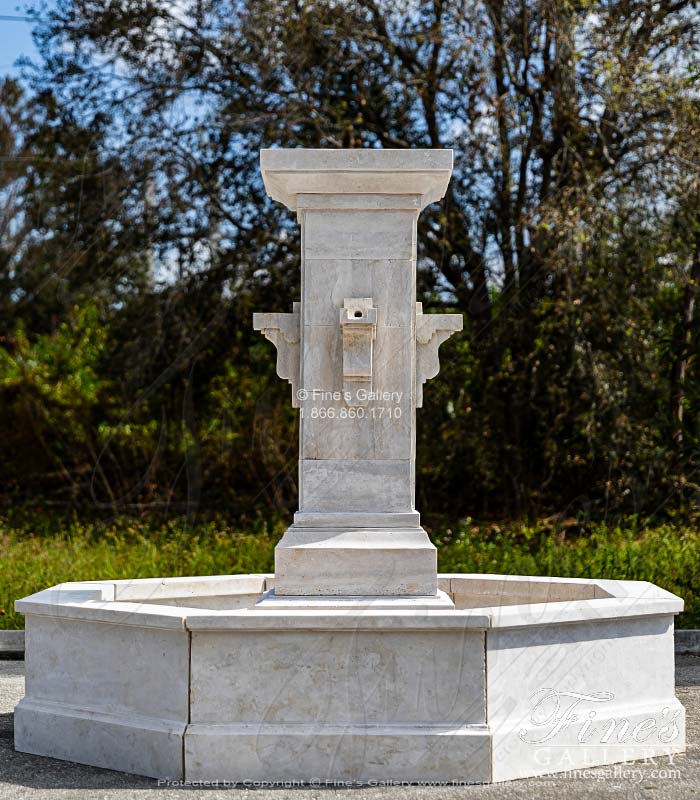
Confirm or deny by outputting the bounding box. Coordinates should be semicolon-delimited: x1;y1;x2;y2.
2;514;699;629
0;514;279;630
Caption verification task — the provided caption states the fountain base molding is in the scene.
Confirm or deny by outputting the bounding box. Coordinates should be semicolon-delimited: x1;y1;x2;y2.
14;573;685;783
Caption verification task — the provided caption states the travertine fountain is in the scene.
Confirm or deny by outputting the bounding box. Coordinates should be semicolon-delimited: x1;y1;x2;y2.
15;149;685;784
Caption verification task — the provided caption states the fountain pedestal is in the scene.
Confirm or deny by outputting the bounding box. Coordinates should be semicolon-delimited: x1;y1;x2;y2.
254;149;461;598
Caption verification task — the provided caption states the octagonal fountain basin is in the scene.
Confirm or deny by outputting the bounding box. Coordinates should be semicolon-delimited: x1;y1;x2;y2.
15;573;684;784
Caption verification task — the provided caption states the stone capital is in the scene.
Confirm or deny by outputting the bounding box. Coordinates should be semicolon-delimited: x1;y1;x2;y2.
260;148;453;211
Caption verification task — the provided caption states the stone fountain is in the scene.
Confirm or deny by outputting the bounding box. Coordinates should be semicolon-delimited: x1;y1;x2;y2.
15;149;685;784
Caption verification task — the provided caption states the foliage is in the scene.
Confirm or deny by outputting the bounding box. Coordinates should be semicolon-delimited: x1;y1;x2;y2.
0;303;110;496
2;514;699;629
439;518;700;629
0;1;699;520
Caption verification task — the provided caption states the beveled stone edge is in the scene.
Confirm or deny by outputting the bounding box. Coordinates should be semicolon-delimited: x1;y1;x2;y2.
255;588;455;610
7;626;698;655
14;573;683;632
15;696;188;733
14;698;186;781
260;148;453;211
296;193;423;212
260;148;453;172
185;721;490;735
293;511;421;528
276;526;434;547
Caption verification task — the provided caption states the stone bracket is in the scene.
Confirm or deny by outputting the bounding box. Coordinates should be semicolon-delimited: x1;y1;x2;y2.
340;298;377;406
253;302;301;408
415;303;463;408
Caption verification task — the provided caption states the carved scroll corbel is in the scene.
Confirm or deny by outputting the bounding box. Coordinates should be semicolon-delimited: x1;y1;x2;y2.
415;302;463;408
340;298;377;406
253;302;301;408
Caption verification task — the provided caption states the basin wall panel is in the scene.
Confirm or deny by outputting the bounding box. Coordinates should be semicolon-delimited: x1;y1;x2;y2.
487;615;684;781
190;629;486;726
23;615;189;721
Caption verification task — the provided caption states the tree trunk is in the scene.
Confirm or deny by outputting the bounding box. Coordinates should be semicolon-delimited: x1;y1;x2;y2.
670;219;700;446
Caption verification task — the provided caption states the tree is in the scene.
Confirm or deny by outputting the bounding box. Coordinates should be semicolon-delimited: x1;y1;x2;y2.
0;0;698;518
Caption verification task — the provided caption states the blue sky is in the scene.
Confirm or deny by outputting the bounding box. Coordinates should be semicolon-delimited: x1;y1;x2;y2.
0;3;44;77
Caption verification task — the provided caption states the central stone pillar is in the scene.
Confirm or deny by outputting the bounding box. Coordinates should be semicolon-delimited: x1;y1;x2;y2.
254;149;461;597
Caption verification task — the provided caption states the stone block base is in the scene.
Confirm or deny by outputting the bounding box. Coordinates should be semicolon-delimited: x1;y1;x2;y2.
184;725;491;783
273;526;437;595
14;699;184;779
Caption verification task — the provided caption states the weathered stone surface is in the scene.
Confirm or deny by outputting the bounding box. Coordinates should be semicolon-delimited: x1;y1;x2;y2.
273;527;438;596
299;459;413;513
488;614;684;781
260;149;453;211
13;575;686;781
255;149;461;595
253;302;301;408
415;303;464;408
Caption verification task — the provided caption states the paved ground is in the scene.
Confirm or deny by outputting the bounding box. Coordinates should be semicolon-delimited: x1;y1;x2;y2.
1;658;698;800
